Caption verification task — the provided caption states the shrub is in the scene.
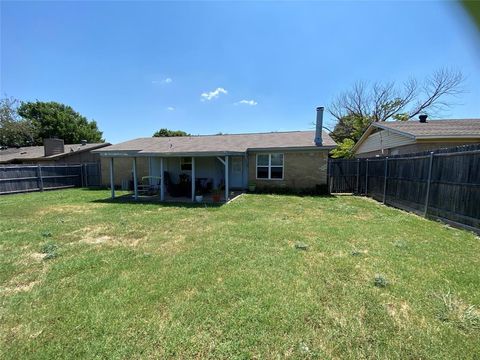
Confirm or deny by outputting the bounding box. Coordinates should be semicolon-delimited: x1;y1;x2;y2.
374;274;388;288
295;243;309;251
41;243;58;260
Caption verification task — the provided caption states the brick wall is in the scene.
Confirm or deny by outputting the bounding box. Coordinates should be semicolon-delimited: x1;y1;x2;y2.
247;150;329;190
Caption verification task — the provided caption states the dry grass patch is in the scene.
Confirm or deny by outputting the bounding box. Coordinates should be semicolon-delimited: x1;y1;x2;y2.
436;291;480;331
385;301;411;327
38;203;103;216
29;252;47;261
0;279;40;296
155;234;188;254
72;225;146;247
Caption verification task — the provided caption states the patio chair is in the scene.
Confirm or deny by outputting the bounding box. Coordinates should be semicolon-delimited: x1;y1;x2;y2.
164;171;186;197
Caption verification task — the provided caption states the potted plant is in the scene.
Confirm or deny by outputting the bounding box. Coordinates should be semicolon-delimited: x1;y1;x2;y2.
212;188;222;203
248;181;256;192
194;188;203;203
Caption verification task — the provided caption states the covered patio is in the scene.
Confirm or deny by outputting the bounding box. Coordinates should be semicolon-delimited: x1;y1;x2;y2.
105;154;247;203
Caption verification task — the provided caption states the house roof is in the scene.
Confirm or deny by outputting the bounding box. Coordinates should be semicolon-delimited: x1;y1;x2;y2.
0;143;109;163
373;119;480;138
95;131;336;156
352;118;480;153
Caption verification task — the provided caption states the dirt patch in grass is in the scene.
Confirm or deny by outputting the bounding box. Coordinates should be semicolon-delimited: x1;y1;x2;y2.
385;301;411;327
30;252;47;261
1;279;40;296
16;252;47;266
156;234;188;254
353;213;374;221
81;235;112;245
76;226;145;247
38;204;103;216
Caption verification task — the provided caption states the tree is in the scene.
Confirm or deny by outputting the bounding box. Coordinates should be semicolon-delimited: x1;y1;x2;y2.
0;97;35;147
17;101;103;145
329;68;465;158
330;139;356;159
153;128;190;137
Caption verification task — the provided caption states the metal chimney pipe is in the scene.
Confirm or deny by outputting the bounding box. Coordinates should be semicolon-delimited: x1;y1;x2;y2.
315;106;324;146
419;115;428;123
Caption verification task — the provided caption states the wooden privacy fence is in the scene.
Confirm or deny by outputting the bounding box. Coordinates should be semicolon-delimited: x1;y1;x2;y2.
0;163;102;195
328;144;480;233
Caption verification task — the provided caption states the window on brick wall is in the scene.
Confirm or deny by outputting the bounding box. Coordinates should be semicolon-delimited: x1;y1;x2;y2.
256;153;284;180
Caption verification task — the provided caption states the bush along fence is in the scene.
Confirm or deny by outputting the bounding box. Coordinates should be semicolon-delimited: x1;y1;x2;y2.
0;163;102;195
328;144;480;233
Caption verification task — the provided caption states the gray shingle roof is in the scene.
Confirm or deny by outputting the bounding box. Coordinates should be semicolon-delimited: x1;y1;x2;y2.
374;119;480;138
0;143;109;163
95;131;336;155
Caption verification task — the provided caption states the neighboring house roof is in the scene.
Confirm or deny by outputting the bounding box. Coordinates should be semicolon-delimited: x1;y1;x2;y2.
0;143;109;163
94;131;336;156
372;119;480;138
352;119;480;153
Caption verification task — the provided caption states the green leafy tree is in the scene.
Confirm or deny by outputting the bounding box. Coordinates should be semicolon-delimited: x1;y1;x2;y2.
330;139;356;159
330;114;371;144
17;101;103;145
153;128;190;137
0;97;35;147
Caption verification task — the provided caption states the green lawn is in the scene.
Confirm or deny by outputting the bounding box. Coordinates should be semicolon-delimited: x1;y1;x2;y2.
1;189;479;359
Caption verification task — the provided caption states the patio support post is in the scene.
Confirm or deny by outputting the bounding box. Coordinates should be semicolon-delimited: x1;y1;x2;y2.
191;157;196;202
109;157;115;199
160;157;164;201
225;155;229;202
133;157;138;200
148;157;152;185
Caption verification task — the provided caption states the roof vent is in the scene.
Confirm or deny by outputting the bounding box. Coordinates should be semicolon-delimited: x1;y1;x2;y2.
81;140;87;146
419;115;428;123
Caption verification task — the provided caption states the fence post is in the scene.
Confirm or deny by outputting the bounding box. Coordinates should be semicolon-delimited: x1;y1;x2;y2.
355;159;360;194
365;159;369;196
328;159;333;194
80;164;84;187
383;157;389;204
84;164;88;187
37;165;44;192
424;152;434;217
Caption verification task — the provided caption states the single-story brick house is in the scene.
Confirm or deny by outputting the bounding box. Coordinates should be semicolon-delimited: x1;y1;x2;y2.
93;107;336;202
0;139;109;164
353;116;480;158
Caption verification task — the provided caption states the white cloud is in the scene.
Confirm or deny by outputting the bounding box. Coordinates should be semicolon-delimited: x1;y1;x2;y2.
151;77;173;85
234;99;258;106
167;106;175;111
201;87;228;101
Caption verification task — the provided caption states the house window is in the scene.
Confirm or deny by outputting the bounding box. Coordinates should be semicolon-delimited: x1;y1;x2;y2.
180;157;192;171
256;153;284;180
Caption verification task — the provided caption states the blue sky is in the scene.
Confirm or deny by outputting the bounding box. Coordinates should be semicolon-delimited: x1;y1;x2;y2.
1;1;479;143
